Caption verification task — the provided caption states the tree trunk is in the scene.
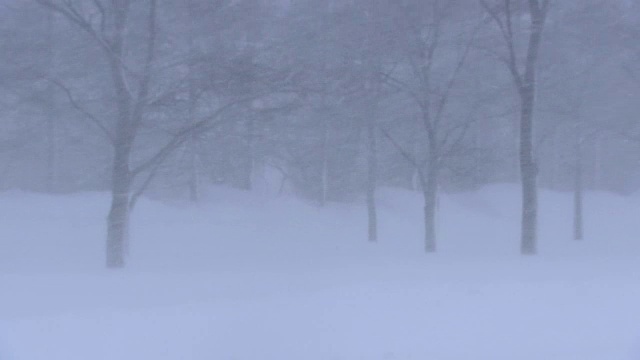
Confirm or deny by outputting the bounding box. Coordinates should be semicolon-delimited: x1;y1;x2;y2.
187;78;199;201
511;116;521;183
187;0;199;201
411;134;421;191
519;87;538;255
45;10;56;193
471;126;481;188
366;111;377;242
422;173;437;253
518;1;546;255
320;116;328;206
423;150;438;252
188;145;199;201
549;131;560;190
45;91;57;193
106;38;133;268
107;53;132;267
573;162;583;241
187;58;199;201
106;146;131;269
573;125;584;241
242;117;255;191
593;136;602;189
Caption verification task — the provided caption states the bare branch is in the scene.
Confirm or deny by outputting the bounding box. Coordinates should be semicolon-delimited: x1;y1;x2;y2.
480;0;524;90
379;125;428;190
130;0;158;132
49;79;115;144
131;95;258;178
35;0;112;52
433;21;481;129
378;70;425;109
129;159;161;210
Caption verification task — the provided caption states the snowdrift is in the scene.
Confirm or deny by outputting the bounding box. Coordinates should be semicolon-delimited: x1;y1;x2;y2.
1;185;639;360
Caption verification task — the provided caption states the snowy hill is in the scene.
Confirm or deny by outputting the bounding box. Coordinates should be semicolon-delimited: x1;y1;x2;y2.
1;185;640;360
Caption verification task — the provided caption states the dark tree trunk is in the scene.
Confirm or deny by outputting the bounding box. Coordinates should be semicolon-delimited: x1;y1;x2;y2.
518;0;546;255
319;116;328;206
105;22;134;267
188;147;199;201
593;136;602;189
106;146;131;268
573;164;583;241
482;0;547;255
187;0;199;202
366;112;377;242
45;10;56;193
242;118;255;191
187;58;199;201
423;150;438;253
519;85;538;255
45;89;57;193
106;48;132;268
411;126;421;191
574;127;584;241
422;175;437;253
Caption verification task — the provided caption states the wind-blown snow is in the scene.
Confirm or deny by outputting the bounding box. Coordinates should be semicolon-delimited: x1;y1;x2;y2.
1;185;640;360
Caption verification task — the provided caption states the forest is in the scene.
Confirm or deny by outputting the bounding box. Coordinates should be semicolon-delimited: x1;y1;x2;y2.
1;0;638;265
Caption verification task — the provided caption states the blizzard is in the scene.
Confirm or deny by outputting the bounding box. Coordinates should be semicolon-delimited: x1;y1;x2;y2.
1;185;640;360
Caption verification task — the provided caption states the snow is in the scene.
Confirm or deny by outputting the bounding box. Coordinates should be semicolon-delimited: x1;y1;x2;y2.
1;185;640;360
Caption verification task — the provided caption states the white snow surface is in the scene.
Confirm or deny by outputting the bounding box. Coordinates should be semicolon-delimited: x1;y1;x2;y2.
1;184;640;360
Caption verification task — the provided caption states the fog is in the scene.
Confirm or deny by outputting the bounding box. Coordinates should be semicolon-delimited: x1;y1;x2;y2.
1;0;640;359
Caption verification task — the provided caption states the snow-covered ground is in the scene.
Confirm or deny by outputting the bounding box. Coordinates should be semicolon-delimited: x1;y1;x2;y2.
1;185;640;360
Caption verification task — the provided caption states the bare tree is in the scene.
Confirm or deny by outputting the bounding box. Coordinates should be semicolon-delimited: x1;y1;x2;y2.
35;0;256;267
481;0;549;254
35;0;160;268
340;1;386;242
379;0;479;252
44;10;58;192
186;0;200;202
